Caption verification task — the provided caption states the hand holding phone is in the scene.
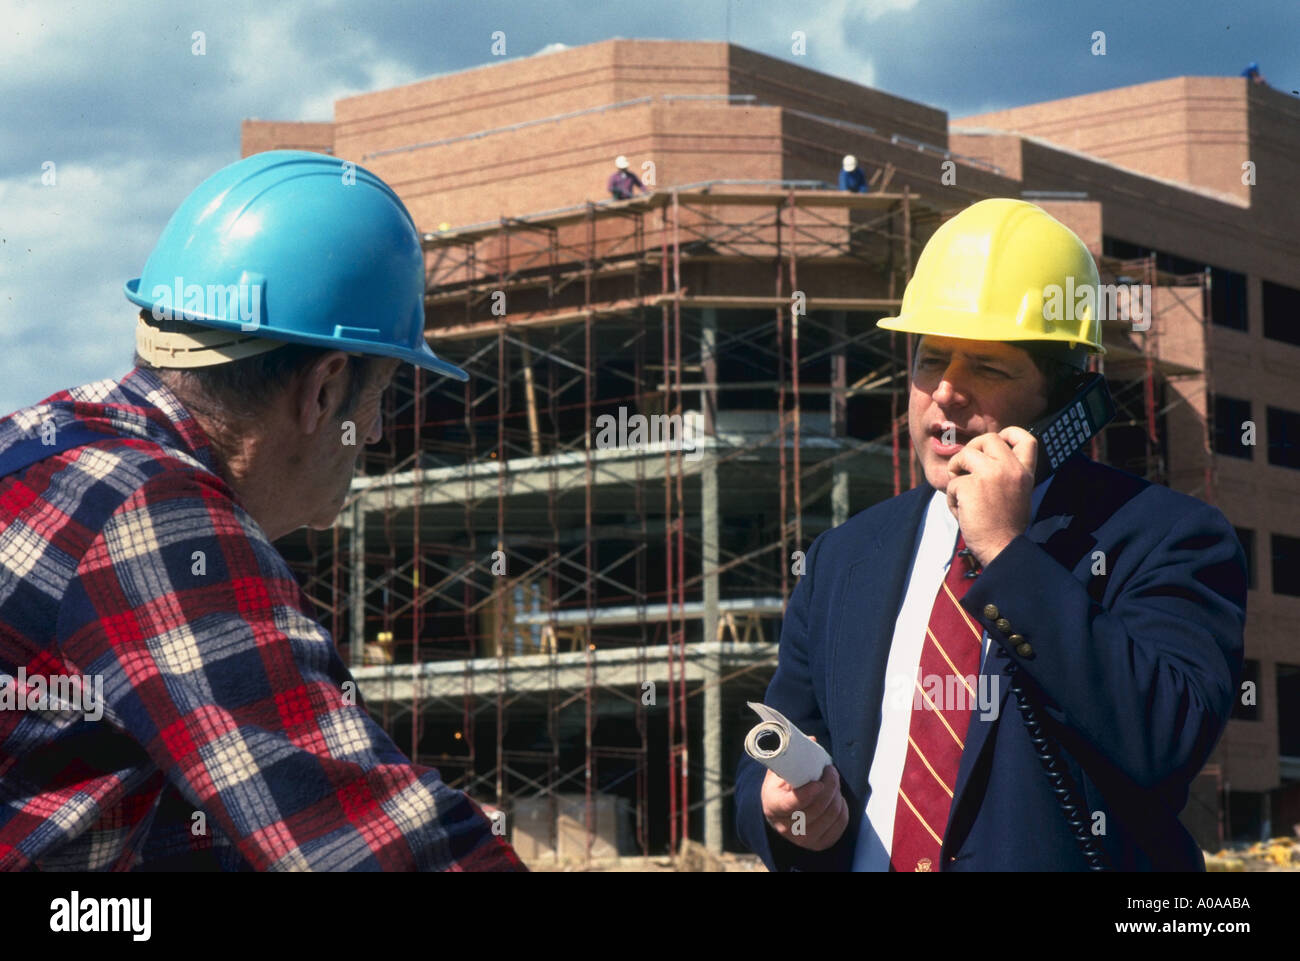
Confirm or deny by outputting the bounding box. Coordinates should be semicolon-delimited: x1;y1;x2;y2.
946;430;1037;565
1024;371;1116;483
945;371;1116;565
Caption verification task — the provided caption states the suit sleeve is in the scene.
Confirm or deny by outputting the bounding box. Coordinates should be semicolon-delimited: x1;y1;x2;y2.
959;500;1247;792
734;532;858;871
56;469;526;872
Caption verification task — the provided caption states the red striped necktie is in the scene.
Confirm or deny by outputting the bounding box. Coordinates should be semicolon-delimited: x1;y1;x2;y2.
890;531;982;872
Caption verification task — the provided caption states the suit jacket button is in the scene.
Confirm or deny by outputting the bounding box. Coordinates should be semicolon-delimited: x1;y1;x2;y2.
995;617;1011;633
1016;642;1034;658
983;604;999;620
1009;633;1025;644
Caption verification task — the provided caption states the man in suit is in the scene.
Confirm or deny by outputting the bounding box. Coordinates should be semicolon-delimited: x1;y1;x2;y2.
734;198;1247;871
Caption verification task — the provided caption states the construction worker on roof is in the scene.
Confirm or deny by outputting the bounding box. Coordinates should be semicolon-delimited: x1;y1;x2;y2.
839;154;868;193
735;198;1246;871
0;150;526;872
608;155;648;201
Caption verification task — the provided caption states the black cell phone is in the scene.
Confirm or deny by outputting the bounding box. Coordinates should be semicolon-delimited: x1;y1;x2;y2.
1024;371;1116;482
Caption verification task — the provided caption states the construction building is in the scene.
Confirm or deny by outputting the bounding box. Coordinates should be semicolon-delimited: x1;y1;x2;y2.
242;39;1300;862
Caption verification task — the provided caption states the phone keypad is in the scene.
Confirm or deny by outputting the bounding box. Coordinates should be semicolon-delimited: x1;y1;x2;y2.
1040;401;1093;469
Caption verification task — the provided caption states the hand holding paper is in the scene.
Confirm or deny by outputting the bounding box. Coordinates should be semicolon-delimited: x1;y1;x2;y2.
744;701;834;788
749;702;849;852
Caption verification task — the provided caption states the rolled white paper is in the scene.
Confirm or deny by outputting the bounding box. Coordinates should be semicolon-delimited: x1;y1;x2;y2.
744;701;833;788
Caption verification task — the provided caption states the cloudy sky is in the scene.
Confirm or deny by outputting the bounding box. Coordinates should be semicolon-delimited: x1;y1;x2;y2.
2;0;1295;413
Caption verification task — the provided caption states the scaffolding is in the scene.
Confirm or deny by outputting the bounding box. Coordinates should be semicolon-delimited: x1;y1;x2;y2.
280;181;1220;863
1092;252;1217;499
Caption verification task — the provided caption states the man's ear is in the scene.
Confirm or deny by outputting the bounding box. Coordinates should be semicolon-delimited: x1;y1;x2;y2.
295;351;352;435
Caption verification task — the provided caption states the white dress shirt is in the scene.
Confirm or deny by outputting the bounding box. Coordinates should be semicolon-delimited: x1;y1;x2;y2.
851;474;1055;871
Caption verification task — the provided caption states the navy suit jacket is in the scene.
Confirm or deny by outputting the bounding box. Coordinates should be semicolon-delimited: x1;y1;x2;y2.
735;452;1247;871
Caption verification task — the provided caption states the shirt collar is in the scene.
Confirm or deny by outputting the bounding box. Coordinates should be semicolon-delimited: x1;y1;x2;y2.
118;366;222;476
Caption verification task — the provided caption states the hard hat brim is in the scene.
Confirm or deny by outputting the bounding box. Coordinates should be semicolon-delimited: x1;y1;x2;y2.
126;278;471;381
876;311;1106;355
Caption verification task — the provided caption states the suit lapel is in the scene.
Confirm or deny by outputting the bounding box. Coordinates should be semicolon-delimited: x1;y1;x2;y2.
830;483;934;800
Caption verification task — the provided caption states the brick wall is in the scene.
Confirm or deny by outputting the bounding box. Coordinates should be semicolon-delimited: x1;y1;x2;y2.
240;120;333;157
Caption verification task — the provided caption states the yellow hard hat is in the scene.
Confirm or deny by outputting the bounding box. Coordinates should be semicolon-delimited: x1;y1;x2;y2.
877;198;1105;355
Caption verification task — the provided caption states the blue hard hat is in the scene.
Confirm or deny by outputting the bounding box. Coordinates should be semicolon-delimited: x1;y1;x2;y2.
125;150;468;381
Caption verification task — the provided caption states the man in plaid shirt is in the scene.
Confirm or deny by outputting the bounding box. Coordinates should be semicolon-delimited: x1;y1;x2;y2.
0;151;526;871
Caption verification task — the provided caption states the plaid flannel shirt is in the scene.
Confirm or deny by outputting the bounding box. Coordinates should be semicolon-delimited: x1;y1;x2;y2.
0;367;526;871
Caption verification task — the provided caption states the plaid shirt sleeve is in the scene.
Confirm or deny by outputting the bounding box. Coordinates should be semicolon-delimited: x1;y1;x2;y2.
56;462;526;872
